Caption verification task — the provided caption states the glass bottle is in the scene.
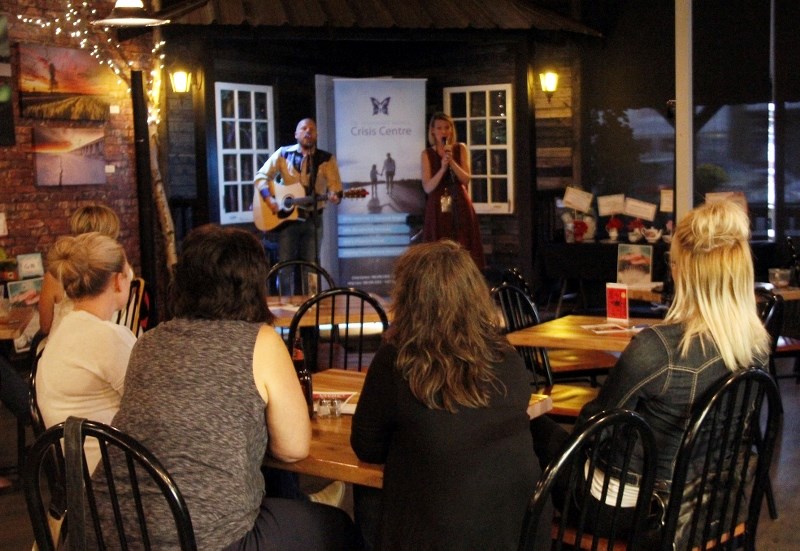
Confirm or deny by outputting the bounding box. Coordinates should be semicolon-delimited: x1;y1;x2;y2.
292;335;314;418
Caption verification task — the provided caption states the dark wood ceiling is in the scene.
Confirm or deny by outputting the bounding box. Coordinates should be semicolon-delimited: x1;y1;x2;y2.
167;0;601;36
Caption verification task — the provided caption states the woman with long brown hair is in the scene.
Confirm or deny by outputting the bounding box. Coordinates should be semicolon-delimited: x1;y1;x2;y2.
351;240;547;550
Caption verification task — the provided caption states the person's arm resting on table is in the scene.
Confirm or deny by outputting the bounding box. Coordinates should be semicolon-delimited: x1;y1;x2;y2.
253;325;311;462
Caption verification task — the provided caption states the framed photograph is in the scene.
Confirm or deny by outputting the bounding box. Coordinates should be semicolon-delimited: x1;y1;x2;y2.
18;43;117;121
6;277;44;306
16;253;44;278
617;244;653;286
33;127;106;185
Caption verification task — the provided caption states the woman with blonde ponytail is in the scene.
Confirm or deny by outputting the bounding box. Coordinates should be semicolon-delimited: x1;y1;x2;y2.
37;232;136;470
530;200;770;541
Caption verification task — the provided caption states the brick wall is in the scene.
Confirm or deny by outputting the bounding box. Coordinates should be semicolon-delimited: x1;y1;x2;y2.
0;1;154;274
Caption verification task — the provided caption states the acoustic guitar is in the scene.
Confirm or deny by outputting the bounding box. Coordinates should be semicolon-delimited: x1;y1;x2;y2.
253;183;368;232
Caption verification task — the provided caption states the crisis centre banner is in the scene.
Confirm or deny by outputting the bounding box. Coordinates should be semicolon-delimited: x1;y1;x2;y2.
333;78;426;295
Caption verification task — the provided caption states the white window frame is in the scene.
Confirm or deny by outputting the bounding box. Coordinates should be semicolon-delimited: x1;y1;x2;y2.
214;82;276;225
444;84;515;214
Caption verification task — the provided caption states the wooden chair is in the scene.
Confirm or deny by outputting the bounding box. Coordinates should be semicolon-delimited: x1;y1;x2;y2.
23;417;197;551
267;259;336;298
658;368;782;551
491;283;610;418
287;287;389;371
115;277;147;337
519;409;658;551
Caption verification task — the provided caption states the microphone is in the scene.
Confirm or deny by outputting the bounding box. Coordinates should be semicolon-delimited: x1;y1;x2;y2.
442;137;454;182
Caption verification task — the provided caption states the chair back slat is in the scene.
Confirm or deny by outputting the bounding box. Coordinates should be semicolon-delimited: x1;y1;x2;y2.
659;368;782;551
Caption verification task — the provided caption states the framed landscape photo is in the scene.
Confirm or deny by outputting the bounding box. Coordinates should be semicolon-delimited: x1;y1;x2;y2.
18;43;117;121
6;276;43;306
617;244;653;286
16;253;44;278
33;127;106;186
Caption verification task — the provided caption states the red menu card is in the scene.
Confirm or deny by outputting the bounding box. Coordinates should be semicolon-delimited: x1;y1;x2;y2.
606;283;629;323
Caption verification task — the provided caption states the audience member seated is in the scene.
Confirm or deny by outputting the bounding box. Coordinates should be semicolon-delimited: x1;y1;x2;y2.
530;200;771;542
95;224;357;550
351;240;550;550
36;232;136;471
39;204;121;337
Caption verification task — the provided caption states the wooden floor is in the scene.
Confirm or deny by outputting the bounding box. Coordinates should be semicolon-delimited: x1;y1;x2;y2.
1;361;799;549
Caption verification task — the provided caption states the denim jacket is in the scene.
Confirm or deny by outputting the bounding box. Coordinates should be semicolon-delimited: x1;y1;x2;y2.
576;322;767;486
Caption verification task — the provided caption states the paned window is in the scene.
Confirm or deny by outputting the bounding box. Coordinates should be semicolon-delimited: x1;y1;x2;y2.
214;82;275;224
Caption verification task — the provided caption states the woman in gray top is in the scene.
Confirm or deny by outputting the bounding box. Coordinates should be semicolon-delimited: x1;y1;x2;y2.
97;225;357;550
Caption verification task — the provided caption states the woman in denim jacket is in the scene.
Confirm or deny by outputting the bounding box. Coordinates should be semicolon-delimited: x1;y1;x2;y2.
531;200;771;539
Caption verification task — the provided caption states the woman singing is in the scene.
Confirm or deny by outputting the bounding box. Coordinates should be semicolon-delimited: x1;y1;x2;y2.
421;112;484;269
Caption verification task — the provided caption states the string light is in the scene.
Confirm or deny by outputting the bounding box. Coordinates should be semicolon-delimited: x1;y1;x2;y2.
17;1;166;123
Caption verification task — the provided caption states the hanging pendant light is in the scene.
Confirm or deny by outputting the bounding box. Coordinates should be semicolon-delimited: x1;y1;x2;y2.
92;0;170;27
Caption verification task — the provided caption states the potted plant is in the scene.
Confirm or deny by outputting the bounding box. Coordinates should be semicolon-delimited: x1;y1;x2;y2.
605;215;623;241
573;219;589;242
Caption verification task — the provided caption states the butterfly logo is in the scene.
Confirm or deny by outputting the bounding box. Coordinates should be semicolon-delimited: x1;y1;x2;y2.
370;97;390;115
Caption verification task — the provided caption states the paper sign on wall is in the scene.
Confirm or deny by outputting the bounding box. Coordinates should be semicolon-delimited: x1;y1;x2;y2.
562;186;594;214
623;198;657;222
597;194;626;217
660;189;674;213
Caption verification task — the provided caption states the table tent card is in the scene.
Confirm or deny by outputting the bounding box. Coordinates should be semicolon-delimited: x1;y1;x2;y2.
606;283;629;324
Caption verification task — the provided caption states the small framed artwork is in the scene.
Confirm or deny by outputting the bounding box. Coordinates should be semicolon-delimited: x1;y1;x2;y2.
617;244;653;286
7;277;44;306
17;253;44;278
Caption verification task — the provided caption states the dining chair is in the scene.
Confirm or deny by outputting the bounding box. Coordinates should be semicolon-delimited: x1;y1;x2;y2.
502;267;535;300
267;259;336;299
519;409;658;551
115;277;147;337
491;283;609;418
658;368;782;551
286;287;389;372
23;417;197;551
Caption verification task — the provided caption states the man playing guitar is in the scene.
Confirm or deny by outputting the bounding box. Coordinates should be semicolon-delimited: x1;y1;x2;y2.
253;118;342;263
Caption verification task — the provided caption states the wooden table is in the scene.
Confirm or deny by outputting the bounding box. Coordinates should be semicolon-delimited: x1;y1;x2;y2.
507;315;656;353
0;305;35;340
267;296;391;328
262;369;553;488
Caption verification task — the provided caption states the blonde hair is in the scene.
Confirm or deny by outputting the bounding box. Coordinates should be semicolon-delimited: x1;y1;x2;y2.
388;240;506;412
69;205;120;238
427;112;457;147
664;201;770;370
47;232;128;300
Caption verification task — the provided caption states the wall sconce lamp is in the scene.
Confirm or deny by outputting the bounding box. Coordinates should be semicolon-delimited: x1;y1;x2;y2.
169;61;201;94
539;71;559;103
92;0;169;27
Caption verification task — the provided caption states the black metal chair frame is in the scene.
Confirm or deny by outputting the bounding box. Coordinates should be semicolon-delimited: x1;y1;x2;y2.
267;259;336;297
658;368;782;551
286;287;389;372
115;277;147;337
23;417;197;551
519;409;658;551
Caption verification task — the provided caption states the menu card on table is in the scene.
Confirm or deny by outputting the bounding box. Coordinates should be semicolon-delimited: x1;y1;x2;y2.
606;283;629;324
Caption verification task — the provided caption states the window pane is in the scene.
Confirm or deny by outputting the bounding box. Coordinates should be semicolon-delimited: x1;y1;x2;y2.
239;121;253;149
223;185;239;212
450;93;467;118
257;153;269;167
256;122;269;149
241;184;254;212
786;102;800;236
455;120;467;143
470;120;487;145
490;119;507;145
471;178;488;203
491;178;508;202
469;91;486;117
220;89;235;118
222;121;236;149
471;149;487;175
238;91;251;118
255;92;267;119
490;90;507;117
240;154;254;181
223;155;237;181
491;150;507;175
